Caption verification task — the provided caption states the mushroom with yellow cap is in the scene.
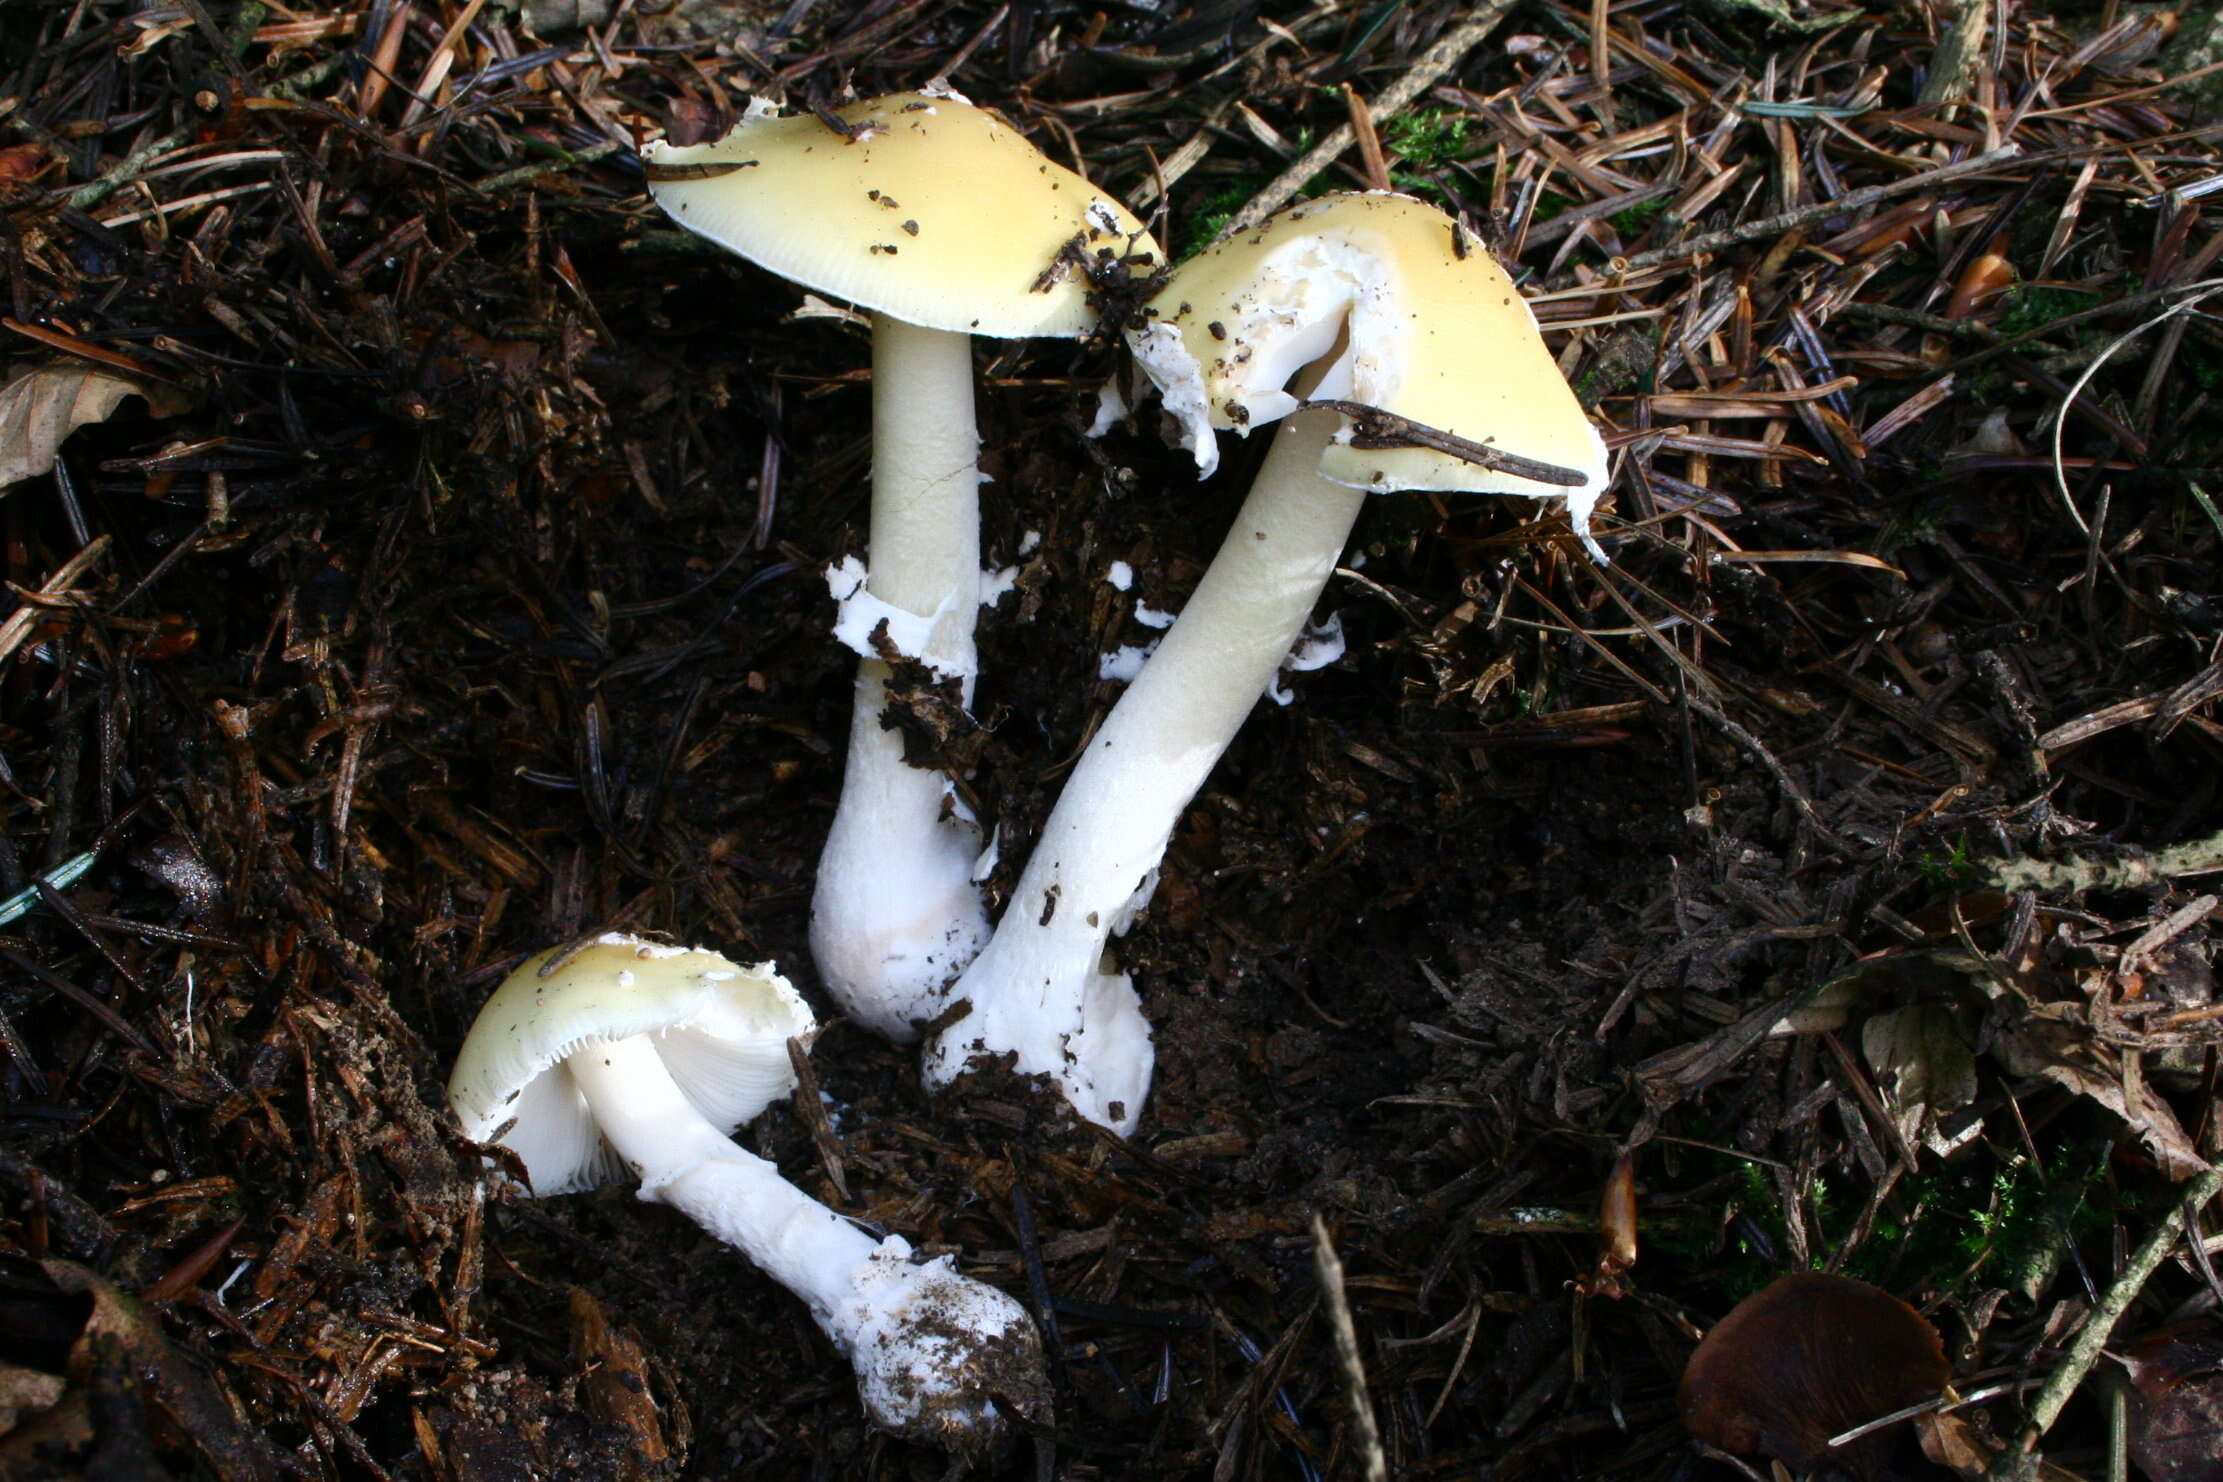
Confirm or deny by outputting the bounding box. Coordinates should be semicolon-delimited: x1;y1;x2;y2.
922;191;1607;1135
644;91;1161;1044
448;933;1050;1452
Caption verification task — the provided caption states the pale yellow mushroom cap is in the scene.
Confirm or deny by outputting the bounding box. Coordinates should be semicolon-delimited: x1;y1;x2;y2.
448;933;814;1195
644;91;1161;338
1130;192;1608;539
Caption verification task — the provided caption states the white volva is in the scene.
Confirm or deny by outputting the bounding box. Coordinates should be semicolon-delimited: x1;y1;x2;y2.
924;194;1608;1134
450;935;1049;1450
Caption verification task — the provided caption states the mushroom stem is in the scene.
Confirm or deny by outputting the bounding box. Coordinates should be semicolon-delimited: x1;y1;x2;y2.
811;315;991;1041
568;1034;1045;1449
924;408;1359;1133
863;315;983;638
571;1034;878;1313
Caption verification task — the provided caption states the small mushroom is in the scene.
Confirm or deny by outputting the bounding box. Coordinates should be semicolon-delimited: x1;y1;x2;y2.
447;933;1049;1453
645;93;1161;1043
921;192;1606;1134
1680;1272;1950;1482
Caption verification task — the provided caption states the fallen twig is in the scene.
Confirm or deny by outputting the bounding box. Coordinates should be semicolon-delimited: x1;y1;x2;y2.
1216;2;1516;241
1300;399;1590;485
1987;829;2223;893
1312;1216;1387;1482
1989;1165;2223;1477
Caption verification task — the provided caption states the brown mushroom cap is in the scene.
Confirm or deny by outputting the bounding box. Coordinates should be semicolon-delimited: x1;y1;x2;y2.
1680;1272;1950;1482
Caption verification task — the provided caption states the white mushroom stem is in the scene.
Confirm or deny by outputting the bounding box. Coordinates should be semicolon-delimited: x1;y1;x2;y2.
923;407;1357;1134
572;1034;875;1312
568;1034;1038;1444
861;316;982;638
811;315;992;1041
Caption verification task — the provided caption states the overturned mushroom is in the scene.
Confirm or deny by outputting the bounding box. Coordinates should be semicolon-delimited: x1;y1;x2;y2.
645;92;1160;1042
922;192;1606;1134
448;933;1050;1452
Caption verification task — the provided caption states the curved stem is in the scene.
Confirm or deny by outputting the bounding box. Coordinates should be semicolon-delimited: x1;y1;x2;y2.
569;1035;876;1321
567;1035;1050;1449
925;408;1362;1131
812;316;991;1040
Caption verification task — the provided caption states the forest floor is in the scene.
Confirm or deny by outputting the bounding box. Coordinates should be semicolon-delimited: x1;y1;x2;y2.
4;0;2223;1478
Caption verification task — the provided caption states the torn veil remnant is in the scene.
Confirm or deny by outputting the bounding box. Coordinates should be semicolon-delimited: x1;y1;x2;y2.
447;934;1051;1453
921;191;1605;1136
644;92;1162;1042
1128;191;1608;541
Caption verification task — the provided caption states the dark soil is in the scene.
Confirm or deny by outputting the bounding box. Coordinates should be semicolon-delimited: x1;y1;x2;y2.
3;1;2222;1479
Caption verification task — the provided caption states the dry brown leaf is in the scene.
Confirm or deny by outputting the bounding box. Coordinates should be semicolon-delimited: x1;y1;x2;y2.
31;1261;285;1482
0;143;49;192
1912;1408;2088;1482
1578;1151;1641;1298
1993;1019;2211;1180
1946;233;2014;319
2118;1321;2223;1482
1863;1003;1979;1154
0;1362;65;1436
0;360;187;491
1914;1408;1990;1475
569;1287;669;1481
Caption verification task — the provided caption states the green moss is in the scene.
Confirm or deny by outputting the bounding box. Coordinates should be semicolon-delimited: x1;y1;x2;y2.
1610;197;1672;238
1994;284;2101;339
1647;1140;2112;1312
1183;179;1267;258
1914;835;1976;887
1527;191;1576;226
1828;1150;2112;1299
1377;109;1486;207
1388;169;1449;205
1181;131;1323;260
1640;1156;1797;1301
2175;334;2223;393
1383;108;1478;171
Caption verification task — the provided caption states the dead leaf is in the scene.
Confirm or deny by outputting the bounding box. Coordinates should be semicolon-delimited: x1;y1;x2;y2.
570;1288;670;1481
1945;233;2013;319
1992;1019;2211;1180
0;360;187;491
0;1362;65;1435
1580;1151;1640;1298
1914;1408;1991;1475
1863;1004;1979;1155
2118;1320;2223;1482
1771;973;1862;1036
28;1261;286;1482
0;143;49;192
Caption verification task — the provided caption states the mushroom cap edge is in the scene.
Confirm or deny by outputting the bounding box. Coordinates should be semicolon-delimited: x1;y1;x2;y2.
646;91;1162;340
447;933;814;1195
1130;191;1609;526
